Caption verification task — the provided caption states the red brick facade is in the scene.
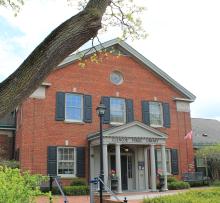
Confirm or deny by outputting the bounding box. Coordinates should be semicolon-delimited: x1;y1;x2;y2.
15;47;194;180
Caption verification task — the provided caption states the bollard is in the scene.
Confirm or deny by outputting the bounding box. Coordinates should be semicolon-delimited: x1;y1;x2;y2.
124;197;128;203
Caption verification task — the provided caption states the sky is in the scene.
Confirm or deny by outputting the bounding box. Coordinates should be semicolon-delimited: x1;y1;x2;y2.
0;0;220;120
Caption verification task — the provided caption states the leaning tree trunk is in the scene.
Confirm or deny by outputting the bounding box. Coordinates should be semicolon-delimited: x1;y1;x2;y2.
0;0;111;118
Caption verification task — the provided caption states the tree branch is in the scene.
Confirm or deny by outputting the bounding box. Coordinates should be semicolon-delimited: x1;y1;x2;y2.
0;0;111;118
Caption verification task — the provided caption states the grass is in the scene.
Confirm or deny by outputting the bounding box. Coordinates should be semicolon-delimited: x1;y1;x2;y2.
143;187;220;203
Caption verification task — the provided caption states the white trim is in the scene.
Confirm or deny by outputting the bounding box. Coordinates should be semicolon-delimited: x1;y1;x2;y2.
57;38;195;101
57;146;76;177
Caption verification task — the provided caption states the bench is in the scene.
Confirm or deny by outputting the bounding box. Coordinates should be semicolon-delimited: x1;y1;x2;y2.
182;172;210;185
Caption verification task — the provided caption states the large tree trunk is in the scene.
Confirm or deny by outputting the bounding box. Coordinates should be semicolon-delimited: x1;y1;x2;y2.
0;0;111;118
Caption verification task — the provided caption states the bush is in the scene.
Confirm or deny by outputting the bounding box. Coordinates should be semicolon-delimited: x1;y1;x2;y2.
189;181;209;187
0;160;19;168
70;178;87;186
63;186;89;196
0;167;47;203
143;188;220;203
41;185;89;196
168;181;190;190
211;180;220;187
167;176;178;183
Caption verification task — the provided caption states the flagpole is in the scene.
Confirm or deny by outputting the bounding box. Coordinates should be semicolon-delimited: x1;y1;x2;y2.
184;113;189;172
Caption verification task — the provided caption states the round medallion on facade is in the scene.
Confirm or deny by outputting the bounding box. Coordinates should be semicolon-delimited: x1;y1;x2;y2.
110;71;124;85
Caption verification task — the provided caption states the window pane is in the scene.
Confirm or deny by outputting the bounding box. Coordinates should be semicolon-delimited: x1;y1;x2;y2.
110;98;126;123
149;102;163;126
65;94;82;121
57;147;75;176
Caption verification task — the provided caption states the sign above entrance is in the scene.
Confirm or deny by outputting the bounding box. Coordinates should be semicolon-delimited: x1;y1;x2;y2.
107;136;165;145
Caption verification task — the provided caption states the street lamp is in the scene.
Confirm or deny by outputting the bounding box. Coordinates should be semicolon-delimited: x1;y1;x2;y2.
96;102;106;203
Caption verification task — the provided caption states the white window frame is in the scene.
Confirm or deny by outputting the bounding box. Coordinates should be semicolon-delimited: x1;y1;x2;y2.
156;149;171;174
149;102;163;127
65;93;83;122
110;97;126;125
57;147;76;178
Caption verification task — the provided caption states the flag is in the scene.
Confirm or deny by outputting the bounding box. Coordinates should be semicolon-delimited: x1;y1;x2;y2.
184;130;192;140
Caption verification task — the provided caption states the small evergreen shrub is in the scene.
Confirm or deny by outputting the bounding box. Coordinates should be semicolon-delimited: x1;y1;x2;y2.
211;180;220;187
63;186;89;196
168;181;190;190
167;176;178;183
70;178;87;186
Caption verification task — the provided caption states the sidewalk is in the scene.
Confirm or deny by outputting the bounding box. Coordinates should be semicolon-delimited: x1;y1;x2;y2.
36;187;211;203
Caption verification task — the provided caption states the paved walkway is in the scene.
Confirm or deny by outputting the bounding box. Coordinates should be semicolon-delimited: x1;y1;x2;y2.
36;187;210;203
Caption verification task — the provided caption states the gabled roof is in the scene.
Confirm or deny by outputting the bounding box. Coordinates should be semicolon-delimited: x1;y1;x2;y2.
192;118;220;147
58;38;196;101
88;120;167;141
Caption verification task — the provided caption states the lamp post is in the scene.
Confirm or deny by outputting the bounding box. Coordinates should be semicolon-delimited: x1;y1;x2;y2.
96;102;106;203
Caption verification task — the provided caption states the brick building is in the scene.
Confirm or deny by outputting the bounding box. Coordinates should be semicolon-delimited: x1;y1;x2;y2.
10;39;196;192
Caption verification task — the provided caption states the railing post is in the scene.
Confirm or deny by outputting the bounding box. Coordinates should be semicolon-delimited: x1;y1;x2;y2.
49;176;53;192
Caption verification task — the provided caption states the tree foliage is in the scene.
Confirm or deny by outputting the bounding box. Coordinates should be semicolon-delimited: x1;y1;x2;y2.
196;144;220;180
0;167;46;203
0;0;146;119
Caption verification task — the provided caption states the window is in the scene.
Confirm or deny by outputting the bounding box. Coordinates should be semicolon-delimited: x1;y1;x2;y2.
65;93;83;121
156;149;171;174
110;71;124;85
110;98;126;124
196;158;207;167
149;102;163;127
57;147;76;177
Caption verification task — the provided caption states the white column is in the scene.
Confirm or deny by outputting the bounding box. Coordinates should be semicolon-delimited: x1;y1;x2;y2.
103;144;108;188
116;144;122;193
144;146;149;191
150;144;157;191
90;145;95;179
161;144;168;191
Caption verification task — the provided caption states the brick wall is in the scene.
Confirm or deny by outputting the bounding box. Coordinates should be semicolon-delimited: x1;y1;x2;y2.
16;53;194;179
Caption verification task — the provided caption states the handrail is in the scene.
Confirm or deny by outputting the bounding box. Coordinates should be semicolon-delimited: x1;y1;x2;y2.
96;177;122;202
54;177;68;203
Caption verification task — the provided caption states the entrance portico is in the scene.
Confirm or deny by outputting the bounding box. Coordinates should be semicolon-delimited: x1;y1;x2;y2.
88;121;168;192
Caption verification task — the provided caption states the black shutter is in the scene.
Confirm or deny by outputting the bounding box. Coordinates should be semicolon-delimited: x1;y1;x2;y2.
55;92;65;121
83;95;92;123
163;103;170;128
171;149;179;175
142;101;150;125
47;146;57;176
126;99;134;123
76;147;85;177
101;96;110;124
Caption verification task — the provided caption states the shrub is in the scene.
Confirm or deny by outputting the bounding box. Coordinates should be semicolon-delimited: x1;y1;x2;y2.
168;181;190;190
143;188;220;203
167;176;178;183
211;180;220;187
0;167;47;203
0;160;19;168
189;181;209;187
70;178;87;186
63;186;89;196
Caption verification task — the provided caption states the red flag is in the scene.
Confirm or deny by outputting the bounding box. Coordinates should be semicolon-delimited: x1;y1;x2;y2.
184;130;192;140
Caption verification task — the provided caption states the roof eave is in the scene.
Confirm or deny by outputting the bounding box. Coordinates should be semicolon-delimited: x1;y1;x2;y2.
57;38;196;101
